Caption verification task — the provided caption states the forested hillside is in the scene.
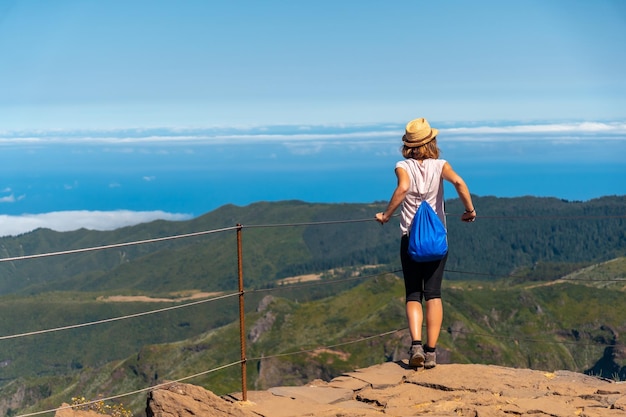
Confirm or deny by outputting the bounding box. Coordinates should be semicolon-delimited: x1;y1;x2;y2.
0;196;624;296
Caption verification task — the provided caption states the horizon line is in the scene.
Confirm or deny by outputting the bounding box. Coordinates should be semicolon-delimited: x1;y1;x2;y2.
1;120;625;146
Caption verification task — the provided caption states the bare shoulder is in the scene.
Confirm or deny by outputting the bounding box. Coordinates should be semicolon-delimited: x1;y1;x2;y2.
442;161;461;181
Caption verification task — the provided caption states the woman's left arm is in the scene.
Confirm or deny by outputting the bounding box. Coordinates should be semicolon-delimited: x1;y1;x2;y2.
376;167;410;224
442;162;476;222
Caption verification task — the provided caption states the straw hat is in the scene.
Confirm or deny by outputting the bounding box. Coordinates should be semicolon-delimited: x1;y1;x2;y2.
402;118;438;147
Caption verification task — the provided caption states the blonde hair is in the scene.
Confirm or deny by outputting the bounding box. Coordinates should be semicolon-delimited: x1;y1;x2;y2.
401;138;440;160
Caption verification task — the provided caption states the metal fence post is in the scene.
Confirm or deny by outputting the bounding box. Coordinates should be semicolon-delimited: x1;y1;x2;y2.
236;224;247;401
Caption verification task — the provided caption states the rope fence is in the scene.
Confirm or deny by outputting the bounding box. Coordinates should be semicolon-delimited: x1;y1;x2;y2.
14;321;621;417
2;264;622;344
1;211;623;416
0;226;239;263
15;360;244;417
0;292;241;341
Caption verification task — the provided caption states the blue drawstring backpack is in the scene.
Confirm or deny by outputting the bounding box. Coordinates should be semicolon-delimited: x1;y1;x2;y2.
407;200;448;262
407;165;448;262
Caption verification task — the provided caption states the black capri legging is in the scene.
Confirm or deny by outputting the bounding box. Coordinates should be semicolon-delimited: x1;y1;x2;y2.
400;234;448;302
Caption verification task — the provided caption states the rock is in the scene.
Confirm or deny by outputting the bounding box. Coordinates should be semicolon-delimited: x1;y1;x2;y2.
54;403;105;417
136;363;626;417
257;295;275;313
248;311;276;343
51;357;626;416
227;362;626;417
146;382;257;417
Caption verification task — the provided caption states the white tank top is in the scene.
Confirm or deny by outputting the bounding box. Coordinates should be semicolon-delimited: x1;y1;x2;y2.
396;158;447;235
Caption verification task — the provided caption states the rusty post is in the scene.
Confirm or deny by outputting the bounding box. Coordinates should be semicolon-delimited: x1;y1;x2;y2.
236;224;247;401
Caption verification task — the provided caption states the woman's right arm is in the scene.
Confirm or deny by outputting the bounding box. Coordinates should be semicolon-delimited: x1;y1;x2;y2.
442;162;476;222
376;167;410;224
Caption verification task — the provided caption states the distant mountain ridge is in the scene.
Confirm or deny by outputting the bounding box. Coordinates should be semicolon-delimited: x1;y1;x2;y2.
0;195;624;296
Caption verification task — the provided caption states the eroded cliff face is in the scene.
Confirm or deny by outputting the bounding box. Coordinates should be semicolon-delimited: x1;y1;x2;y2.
1;381;52;417
584;325;626;381
0;382;25;417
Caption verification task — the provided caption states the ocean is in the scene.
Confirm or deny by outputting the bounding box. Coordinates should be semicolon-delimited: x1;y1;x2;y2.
2;148;623;218
0;122;624;233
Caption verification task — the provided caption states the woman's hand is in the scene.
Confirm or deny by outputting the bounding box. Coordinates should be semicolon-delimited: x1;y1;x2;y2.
375;212;387;224
461;209;476;222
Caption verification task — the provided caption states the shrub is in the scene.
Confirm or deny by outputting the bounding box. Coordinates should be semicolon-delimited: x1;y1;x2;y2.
70;396;133;417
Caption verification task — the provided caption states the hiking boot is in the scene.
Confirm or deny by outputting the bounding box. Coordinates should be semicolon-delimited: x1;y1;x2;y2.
408;344;425;368
424;350;436;369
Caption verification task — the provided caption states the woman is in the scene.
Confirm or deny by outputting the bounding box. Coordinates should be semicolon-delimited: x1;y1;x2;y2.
376;117;476;369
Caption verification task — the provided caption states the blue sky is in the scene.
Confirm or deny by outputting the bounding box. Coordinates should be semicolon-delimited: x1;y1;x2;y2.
0;1;625;236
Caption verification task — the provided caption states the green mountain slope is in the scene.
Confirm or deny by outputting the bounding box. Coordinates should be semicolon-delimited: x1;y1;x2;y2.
0;196;625;416
4;258;626;416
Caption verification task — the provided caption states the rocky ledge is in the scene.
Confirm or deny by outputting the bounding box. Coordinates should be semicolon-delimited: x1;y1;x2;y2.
58;361;626;417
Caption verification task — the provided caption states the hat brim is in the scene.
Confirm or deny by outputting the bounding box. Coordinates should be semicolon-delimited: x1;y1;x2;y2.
402;128;438;147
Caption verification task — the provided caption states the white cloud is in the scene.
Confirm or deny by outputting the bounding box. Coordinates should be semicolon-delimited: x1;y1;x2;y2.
442;122;626;139
0;210;193;237
0;125;399;145
0;192;23;203
143;176;156;181
64;182;78;190
0;194;16;203
0;121;623;147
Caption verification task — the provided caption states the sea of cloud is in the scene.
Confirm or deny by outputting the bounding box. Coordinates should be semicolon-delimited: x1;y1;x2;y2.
0;210;192;238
